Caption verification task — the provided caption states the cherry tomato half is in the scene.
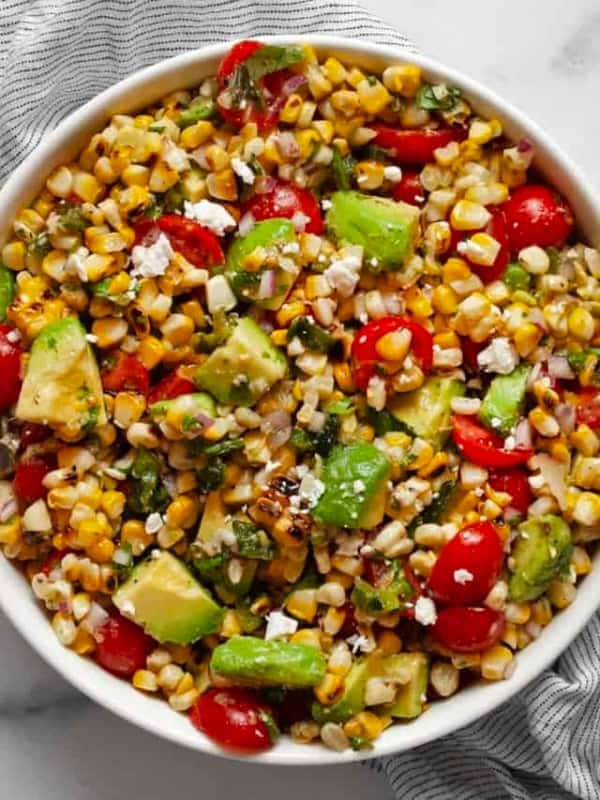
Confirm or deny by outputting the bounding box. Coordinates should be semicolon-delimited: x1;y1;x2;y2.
392;169;426;206
575;388;600;429
452;414;533;468
460;336;488;373
488;468;532;515
101;352;150;396
134;215;225;269
428;521;504;607
190;688;277;752
216;40;263;85
0;324;22;411
371;125;465;165
351;316;434;391
503;184;574;252
94;612;155;678
147;372;197;406
242;180;324;235
13;457;53;505
432;607;505;653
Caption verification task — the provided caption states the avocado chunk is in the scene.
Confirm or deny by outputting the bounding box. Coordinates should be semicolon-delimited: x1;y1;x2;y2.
508;515;573;602
210;636;326;688
16;317;106;435
351;565;414;615
384;653;429;719
195;317;287;406
389;377;465;448
503;262;531;292
225;218;299;310
149;392;216;435
313;441;391;529
113;551;223;644
0;264;15;321
479;364;529;436
325;191;420;269
312;656;379;724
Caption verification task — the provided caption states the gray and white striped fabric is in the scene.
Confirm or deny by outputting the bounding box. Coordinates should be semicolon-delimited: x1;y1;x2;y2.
1;2;599;798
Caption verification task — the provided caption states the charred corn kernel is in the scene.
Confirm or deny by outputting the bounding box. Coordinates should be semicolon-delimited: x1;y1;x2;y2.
314;672;344;706
101;491;126;520
377;630;402;655
450;200;491;231
356;160;385;190
296;129;321;159
91;317;128;348
432;284;459;314
356;77;391;114
1;240;26;270
46;165;74;198
166;496;198;529
137;336;165;370
206;169;237;201
382;64;421;96
133;669;159;692
179;120;214;149
291;628;322;650
149;160;179;192
121;164;150;186
113;392;146;428
531;597;553;626
280;93;303;124
87;537;115;564
547;580;576;609
375;328;412;362
568;307;595;342
514;322;542;357
332;363;354;394
480;645;513;680
529;406;560;437
286;589;318;622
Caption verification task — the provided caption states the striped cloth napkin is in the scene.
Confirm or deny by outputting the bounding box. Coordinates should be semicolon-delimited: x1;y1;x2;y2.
1;3;599;798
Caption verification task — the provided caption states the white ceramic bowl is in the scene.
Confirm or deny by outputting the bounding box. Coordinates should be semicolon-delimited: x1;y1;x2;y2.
1;35;599;765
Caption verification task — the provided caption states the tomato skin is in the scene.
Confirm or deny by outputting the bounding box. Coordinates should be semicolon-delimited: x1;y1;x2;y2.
460;336;487;373
428;521;504;607
190;688;276;752
392;170;426;206
371;126;465;165
94;612;155;678
0;324;22;411
575;389;600;429
147;372;197;406
488;468;532;515
351;316;434;391
452;414;533;468
242;181;324;234
101;352;150;396
503;184;574;252
432;607;505;653
362;557;390;588
13;457;53;505
133;215;225;269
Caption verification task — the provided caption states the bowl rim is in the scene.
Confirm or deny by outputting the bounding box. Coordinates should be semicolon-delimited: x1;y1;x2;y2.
1;34;599;766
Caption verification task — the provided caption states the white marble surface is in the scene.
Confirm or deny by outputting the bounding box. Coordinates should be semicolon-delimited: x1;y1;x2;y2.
2;2;598;798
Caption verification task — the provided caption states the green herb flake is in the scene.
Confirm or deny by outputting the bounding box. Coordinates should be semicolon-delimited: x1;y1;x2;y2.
326;397;354;415
416;83;462;112
331;148;356;191
244;45;305;82
232;519;275;561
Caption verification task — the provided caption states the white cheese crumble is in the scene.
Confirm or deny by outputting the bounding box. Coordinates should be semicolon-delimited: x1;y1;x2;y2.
353;479;366;493
131;233;174;278
85;334;98;344
366;375;387;412
453;568;474;585
65;246;90;282
298;473;325;508
183;199;237;236
383;165;403;183
321;199;332;210
265;610;298;641
477;337;519;375
205;274;237;314
324;259;360;297
145;512;163;535
231;156;256;185
162;138;190;172
6;329;21;343
346;634;375;654
414;596;438;626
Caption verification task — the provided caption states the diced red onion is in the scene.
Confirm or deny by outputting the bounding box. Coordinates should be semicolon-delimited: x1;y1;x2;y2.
257;269;277;300
526;362;543;389
254;174;276;195
528;308;548;332
514;418;533;449
0;498;17;523
503;505;520;522
194;412;216;430
547;356;575;380
280;73;307;96
82;602;109;640
275;131;301;159
517;138;533;153
555;402;576;434
261;409;292;450
238;212;256;236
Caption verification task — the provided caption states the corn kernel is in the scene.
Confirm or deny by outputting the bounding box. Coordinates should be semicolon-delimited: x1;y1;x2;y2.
166;496;198;529
137;336;165;370
356;78;391;115
382;64;421;97
287;589;318;622
480;645;513;680
180;121;214;150
450;200;492;231
568;307;595;342
314;672;344;706
514;322;543;357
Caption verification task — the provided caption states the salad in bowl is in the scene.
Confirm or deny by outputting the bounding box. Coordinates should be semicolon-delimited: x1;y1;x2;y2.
0;38;599;756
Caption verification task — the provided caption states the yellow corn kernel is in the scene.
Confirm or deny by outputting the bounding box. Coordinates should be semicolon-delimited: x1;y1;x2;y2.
314;672;344;706
460;232;501;267
405;286;433;318
331;137;349;156
220;609;243;638
547;580;576;609
0;515;21;545
377;630;403;655
206;169;237;201
112;391;146;429
513;322;543;357
280;93;303;124
465;182;509;206
91;317;128;348
149;160;179;193
270;329;288;347
160;313;194;346
434;331;460;349
332;363;355;393
1;240;26;270
529;406;560;438
295;129;321;160
311;119;334;145
133;669;159;692
572;545;592;575
568;307;595;342
432;284;459;314
442;257;471;284
344;66;365;88
179;121;214;150
333;116;366;140
323;57;347;85
531;597;553;626
382;64;422;97
375;328;412;362
356;78;391;114
136;336;165;370
120;164;150;187
46;165;73;198
286;589;318;622
330;89;360;118
291;628;322;649
276;301;307;327
356;160;385;190
166;496;198;529
306;64;332;100
100;490;125;520
450;200;491;231
480;645;513;680
72;171;103;203
87;537;115;564
469;119;501;145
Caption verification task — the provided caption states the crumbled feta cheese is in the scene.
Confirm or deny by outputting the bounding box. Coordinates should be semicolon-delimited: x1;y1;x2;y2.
353;479;366;493
346;634;375;654
414;596;437;626
231;156;256;185
183;199;236;236
119;600;136;617
298;473;325;508
265;610;298;640
6;329;21;343
65;246;90;282
366;375;387;412
131;233;174;278
282;241;300;255
321;199;332;210
145;512;163;535
205;274;237;314
477;337;519;375
162;138;190;172
85;334;98;344
383;165;403;183
453;568;474;585
324;258;361;297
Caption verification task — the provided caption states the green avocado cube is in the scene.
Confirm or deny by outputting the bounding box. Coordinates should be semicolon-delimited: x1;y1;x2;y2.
325;190;420;269
149;392;216;434
479;364;530;436
210;636;326;688
384;653;429;718
313;442;391;529
389;377;465;449
312;656;378;724
508;515;573;602
113;551;223;644
195;317;287;406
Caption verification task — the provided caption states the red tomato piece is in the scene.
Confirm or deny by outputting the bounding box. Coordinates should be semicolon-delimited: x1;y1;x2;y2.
488;468;532;515
351;316;434;391
460;336;488;373
432;607;505;653
101;351;150;396
190;688;277;752
0;324;22;411
371;125;465;165
362;557;391;588
157;215;225;268
19;422;51;450
392;169;426;206
243;180;324;235
147;372;197;406
575;389;600;429
503;184;574;252
428;521;504;607
94;612;155;678
339;601;359;639
452;414;533;468
13;457;53;505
